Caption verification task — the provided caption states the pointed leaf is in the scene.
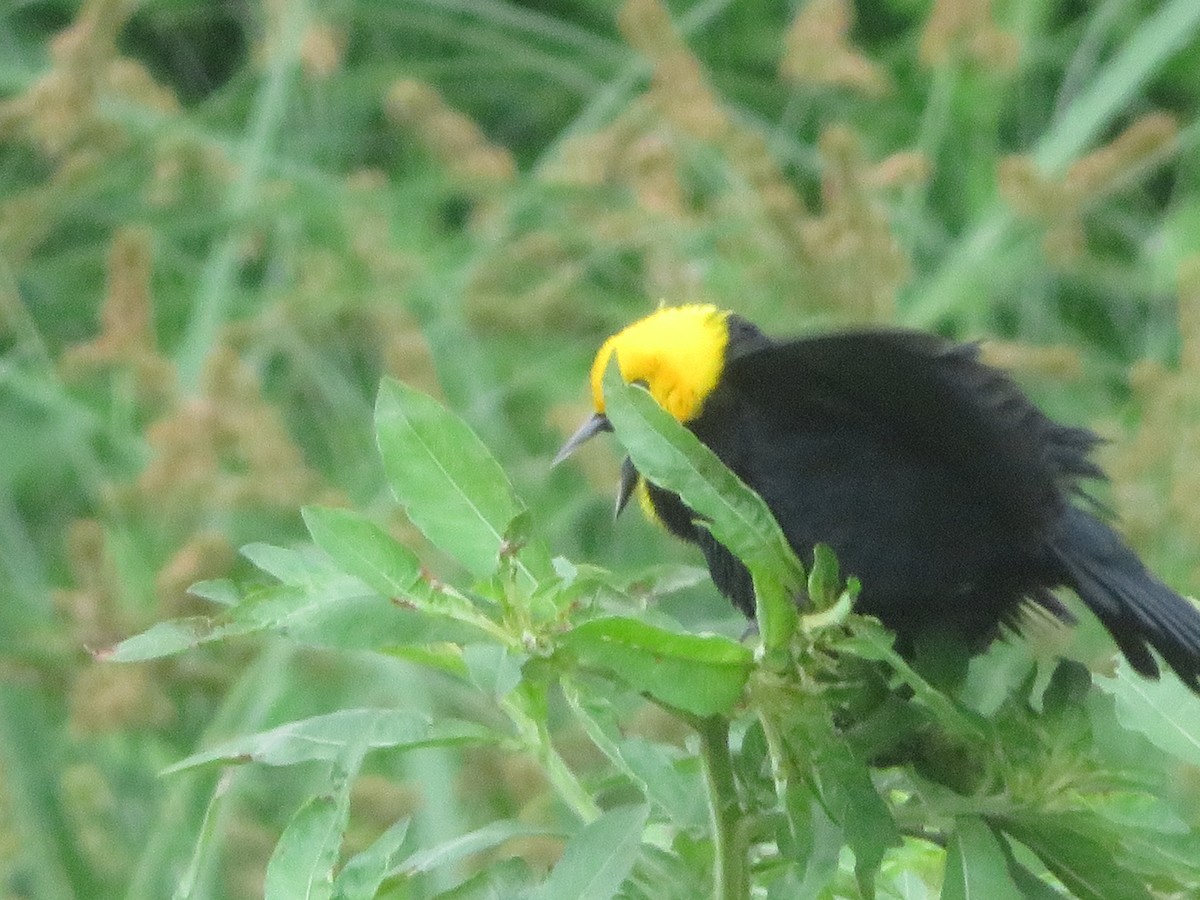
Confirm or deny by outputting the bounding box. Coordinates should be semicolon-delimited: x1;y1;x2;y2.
333;817;410;900
807;544;840;610
564;686;705;827
463;644;525;699
1098;666;1200;767
941;818;1023;900
616;738;705;827
784;785;842;899
188;579;241;607
785;703;900;893
561;616;752;716
304;505;512;636
102;591;440;662
375;378;549;585
99;615;242;662
1002;815;1153;900
429;858;535;899
102;537;490;662
265;794;343;900
1002;861;1070;900
531;804;648;900
395;820;558;879
241;542;345;588
602;369;802;650
838;619;985;742
163;708;494;774
171;772;235;900
302;506;429;601
265;747;364;900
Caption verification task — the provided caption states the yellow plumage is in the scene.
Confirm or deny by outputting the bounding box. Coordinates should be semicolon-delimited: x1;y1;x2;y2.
588;304;730;422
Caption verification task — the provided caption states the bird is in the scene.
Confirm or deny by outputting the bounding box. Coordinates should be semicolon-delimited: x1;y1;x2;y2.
554;304;1200;692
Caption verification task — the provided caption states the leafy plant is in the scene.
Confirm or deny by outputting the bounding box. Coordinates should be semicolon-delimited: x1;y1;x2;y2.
4;0;1200;896
107;376;1200;899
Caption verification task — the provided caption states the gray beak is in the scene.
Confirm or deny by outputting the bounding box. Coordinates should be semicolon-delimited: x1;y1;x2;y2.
552;413;612;466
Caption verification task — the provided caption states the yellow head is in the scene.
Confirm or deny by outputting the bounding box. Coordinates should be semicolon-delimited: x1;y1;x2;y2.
588;304;731;422
554;304;734;519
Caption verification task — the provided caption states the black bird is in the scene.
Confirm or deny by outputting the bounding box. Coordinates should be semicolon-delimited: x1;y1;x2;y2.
555;305;1200;691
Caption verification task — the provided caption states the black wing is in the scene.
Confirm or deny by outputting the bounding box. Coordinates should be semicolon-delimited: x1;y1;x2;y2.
693;326;1200;687
720;329;1102;530
688;329;1102;635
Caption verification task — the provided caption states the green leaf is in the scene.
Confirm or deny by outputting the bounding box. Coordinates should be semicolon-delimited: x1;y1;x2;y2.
384;643;470;679
163;708;494;774
302;506;429;600
1002;861;1069;900
99;615;242;662
265;794;343;900
101;538;487;662
631;845;710;900
303;505;503;635
188;578;241;607
241;541;346;588
171;773;233;900
753;573;800;667
1098;666;1200;767
531;804;648;900
601;368;803;651
806;543;840;610
332;817;410;900
563;684;706;828
463;643;525;698
374;378;549;585
619;563;711;598
960;639;1037;716
838;619;985;742
941;818;1023;900
431;859;536;899
284;596;485;652
102;578;351;660
395;820;558;879
100;578;369;662
783;702;900;895
1002;815;1154;900
561;616;753;717
1091;793;1200;887
617;738;705;826
265;746;364;900
782;783;842;899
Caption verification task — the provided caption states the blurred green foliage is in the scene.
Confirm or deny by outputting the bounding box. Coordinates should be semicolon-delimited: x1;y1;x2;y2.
1;0;1200;897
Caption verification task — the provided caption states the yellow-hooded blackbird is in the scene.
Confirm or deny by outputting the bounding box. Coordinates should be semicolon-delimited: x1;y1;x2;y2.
555;304;1200;691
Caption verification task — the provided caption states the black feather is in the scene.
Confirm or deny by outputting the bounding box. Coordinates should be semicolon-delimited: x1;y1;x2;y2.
640;321;1200;691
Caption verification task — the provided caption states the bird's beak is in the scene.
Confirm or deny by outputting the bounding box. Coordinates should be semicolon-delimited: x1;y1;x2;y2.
552;413;612;466
615;457;638;519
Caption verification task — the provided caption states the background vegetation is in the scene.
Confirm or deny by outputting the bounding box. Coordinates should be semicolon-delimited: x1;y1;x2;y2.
2;0;1200;897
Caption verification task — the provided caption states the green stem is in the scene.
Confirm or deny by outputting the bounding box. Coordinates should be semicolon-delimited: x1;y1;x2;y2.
501;692;600;823
0;686;82;899
176;0;310;389
697;715;747;900
1035;0;1200;171
126;640;296;900
906;0;1200;329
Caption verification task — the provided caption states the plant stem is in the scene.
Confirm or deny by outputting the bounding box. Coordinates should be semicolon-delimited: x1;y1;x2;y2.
697;715;748;900
906;0;1200;329
502;692;600;823
176;0;310;389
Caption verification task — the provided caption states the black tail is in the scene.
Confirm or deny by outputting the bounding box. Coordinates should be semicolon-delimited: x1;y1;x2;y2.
1051;505;1200;691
